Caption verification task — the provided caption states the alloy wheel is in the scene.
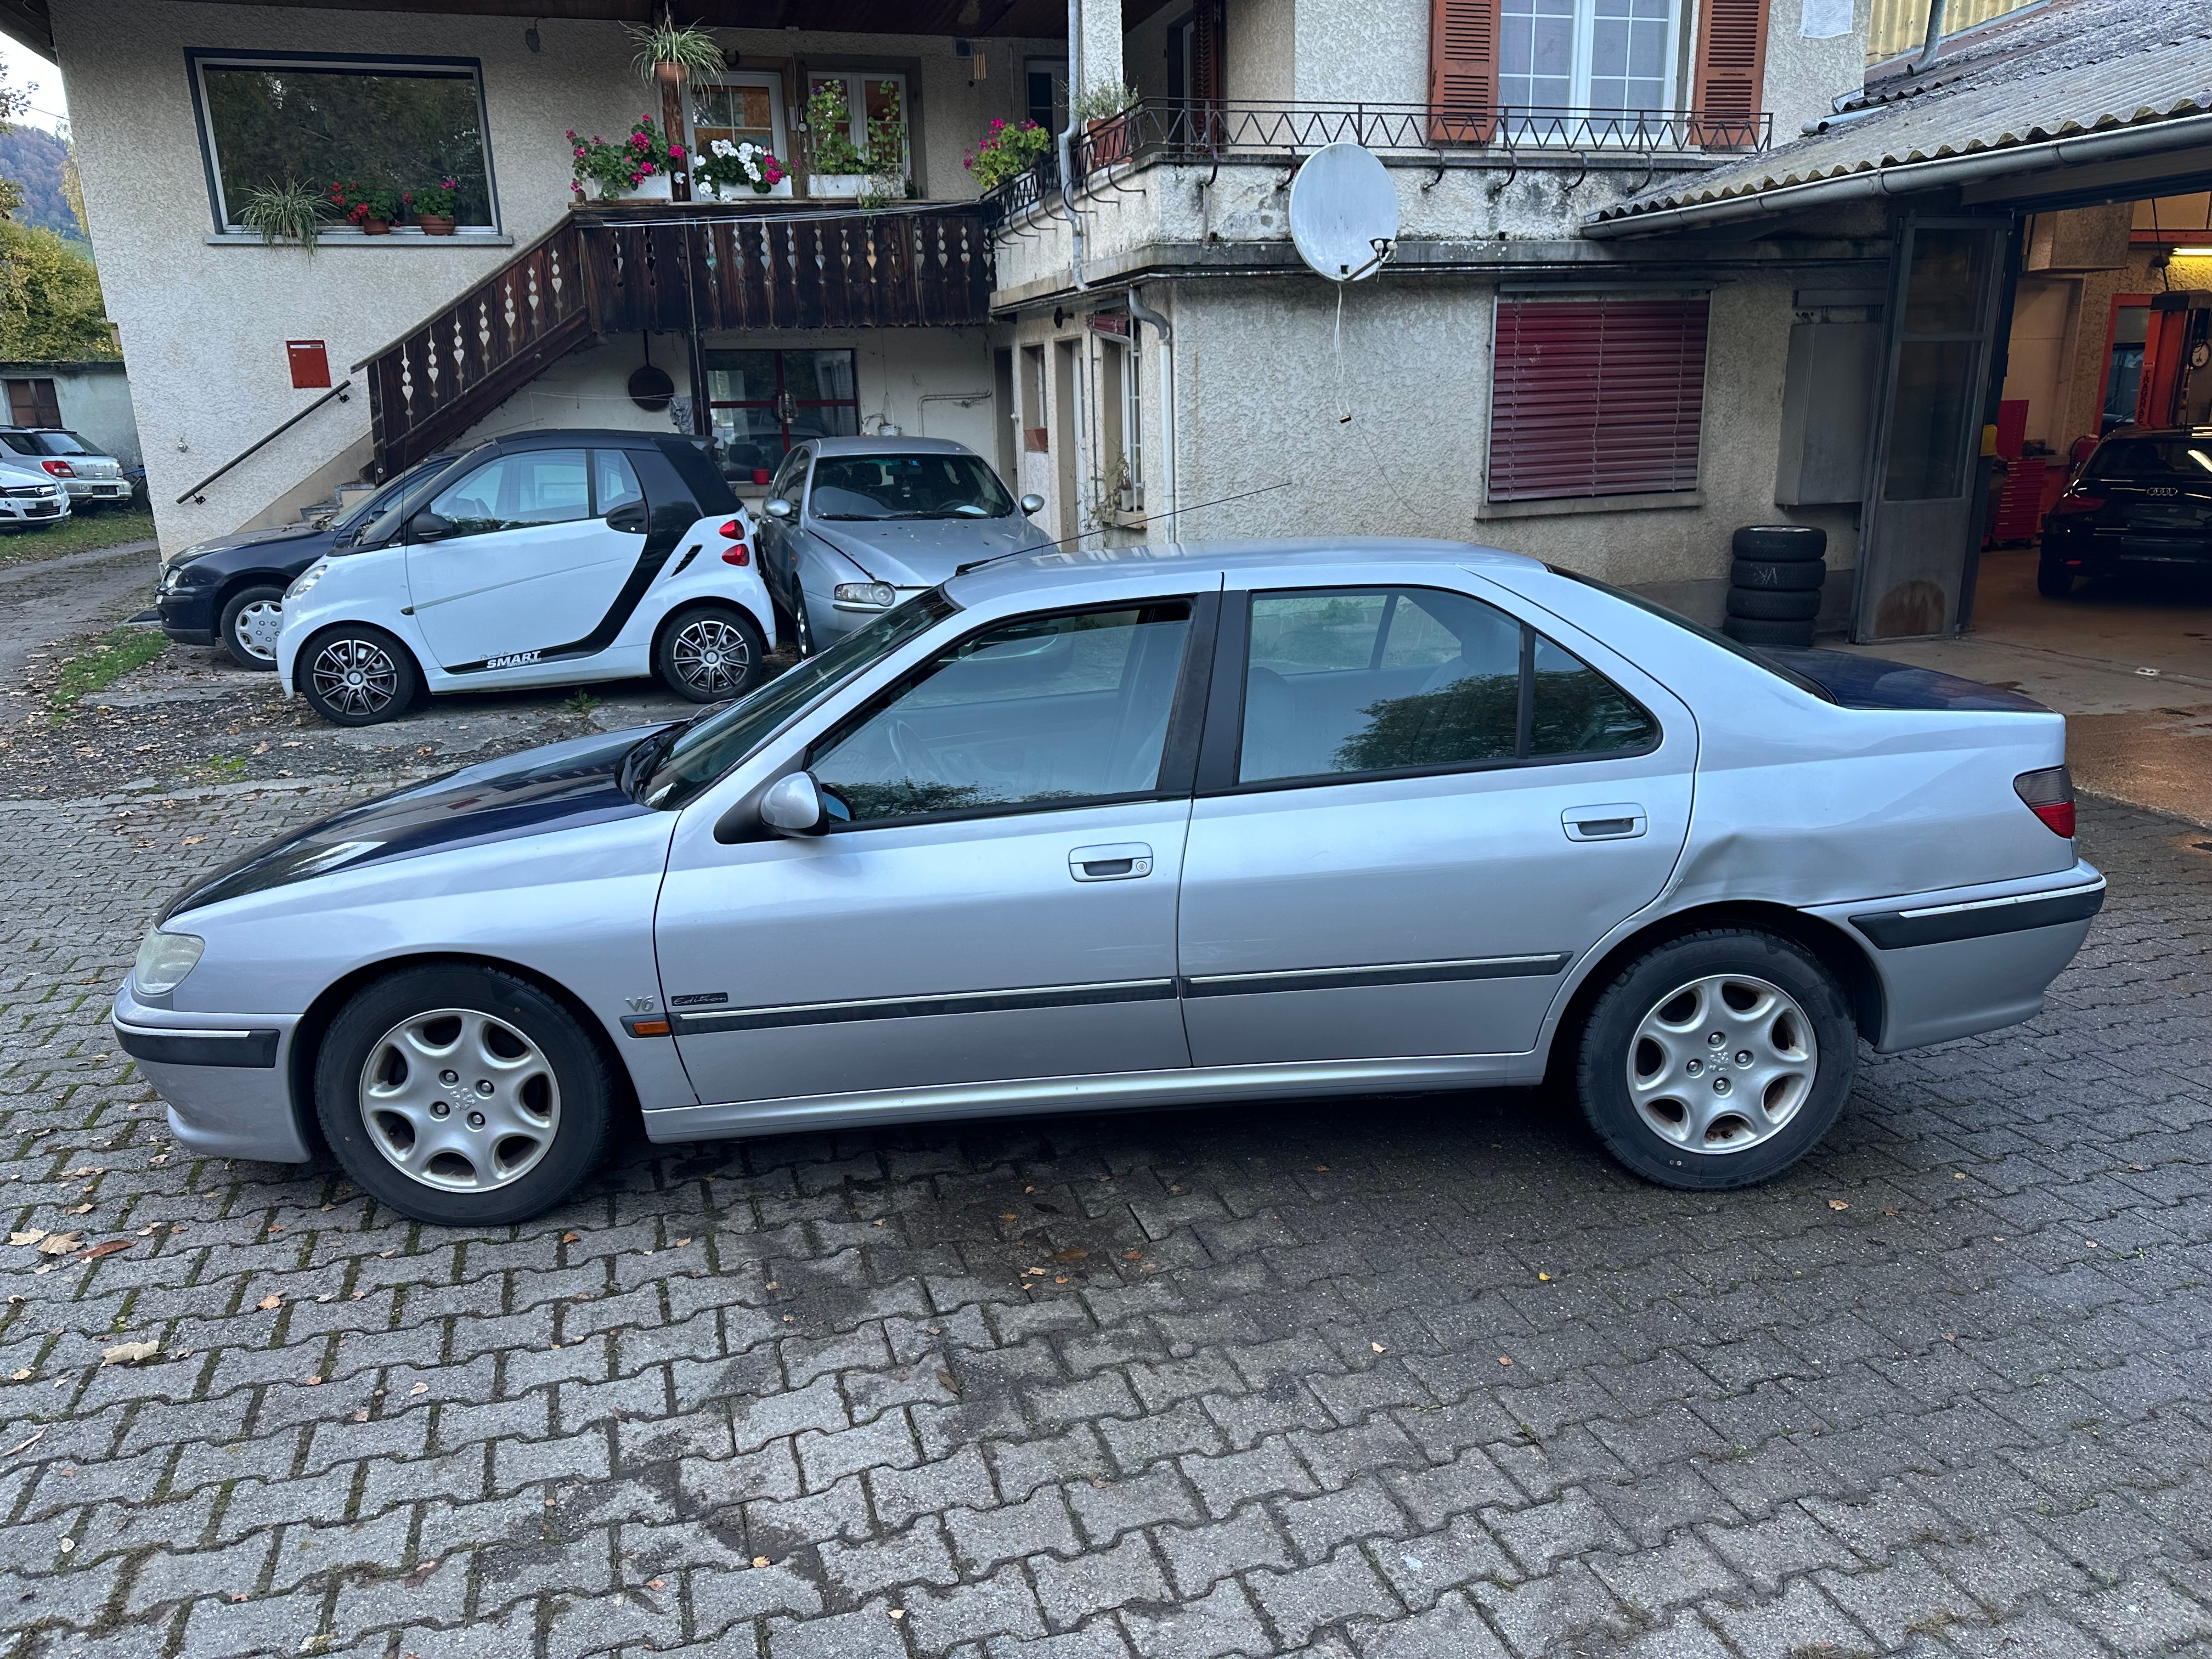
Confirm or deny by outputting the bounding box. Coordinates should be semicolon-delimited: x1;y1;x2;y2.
671;614;753;697
311;636;402;718
1626;973;1816;1154
357;1008;561;1193
231;599;283;662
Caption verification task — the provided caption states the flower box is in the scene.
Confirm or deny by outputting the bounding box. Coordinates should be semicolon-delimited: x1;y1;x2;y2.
808;173;867;198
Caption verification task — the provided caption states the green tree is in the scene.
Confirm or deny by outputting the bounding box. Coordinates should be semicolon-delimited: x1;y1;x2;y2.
0;221;116;357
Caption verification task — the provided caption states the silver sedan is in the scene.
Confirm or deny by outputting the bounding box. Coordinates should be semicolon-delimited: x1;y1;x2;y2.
114;539;2102;1225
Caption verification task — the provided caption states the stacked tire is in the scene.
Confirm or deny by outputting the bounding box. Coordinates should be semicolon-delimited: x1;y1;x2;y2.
1723;525;1827;648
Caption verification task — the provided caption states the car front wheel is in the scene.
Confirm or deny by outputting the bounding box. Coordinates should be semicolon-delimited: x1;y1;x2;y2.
219;584;286;670
1575;928;1854;1189
656;603;768;702
299;624;421;725
314;964;614;1225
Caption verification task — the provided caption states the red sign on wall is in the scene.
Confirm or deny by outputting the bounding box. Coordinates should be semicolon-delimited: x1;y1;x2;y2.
286;340;332;390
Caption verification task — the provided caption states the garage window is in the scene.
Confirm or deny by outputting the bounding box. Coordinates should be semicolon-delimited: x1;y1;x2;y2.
1487;294;1709;501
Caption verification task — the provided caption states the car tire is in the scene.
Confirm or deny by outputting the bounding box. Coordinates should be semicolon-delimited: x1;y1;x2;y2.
792;592;818;658
1722;615;1816;647
298;623;421;726
1725;586;1822;622
656;603;769;703
2036;557;2078;599
1575;928;1855;1190
1731;525;1827;562
218;584;287;671
313;963;614;1226
1730;557;1826;591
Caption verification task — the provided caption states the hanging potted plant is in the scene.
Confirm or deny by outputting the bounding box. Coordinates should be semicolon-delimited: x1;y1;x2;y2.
1074;79;1139;168
566;121;679;202
801;82;868;198
405;177;461;234
627;10;724;86
328;179;402;235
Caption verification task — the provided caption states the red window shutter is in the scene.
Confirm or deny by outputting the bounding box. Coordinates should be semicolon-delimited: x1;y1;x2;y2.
1192;0;1226;105
1692;0;1769;147
1429;0;1500;144
1487;297;1709;503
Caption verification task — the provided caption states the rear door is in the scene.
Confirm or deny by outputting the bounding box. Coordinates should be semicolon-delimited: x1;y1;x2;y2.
1176;572;1696;1065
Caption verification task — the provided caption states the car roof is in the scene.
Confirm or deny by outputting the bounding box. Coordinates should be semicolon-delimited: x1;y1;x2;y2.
466;427;698;454
2097;426;2212;441
807;436;977;457
946;537;1542;606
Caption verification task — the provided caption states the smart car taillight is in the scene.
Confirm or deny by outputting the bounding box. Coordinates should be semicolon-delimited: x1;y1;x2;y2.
721;545;749;565
2048;494;2104;517
718;519;743;539
718;518;749;563
2014;765;2075;838
41;459;72;477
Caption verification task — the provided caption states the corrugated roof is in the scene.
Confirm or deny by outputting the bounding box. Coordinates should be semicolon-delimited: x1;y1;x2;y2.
1588;0;2212;229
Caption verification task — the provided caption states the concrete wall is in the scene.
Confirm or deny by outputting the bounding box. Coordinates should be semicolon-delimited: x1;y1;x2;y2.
0;360;143;467
1758;0;1871;142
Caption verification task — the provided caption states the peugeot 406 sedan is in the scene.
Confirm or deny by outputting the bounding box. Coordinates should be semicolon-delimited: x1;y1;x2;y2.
114;539;2103;1226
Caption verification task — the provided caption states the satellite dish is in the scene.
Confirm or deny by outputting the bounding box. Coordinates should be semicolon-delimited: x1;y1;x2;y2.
1289;142;1398;283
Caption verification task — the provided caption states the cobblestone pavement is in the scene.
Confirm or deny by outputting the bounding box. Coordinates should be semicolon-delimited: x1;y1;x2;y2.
3;773;2211;1659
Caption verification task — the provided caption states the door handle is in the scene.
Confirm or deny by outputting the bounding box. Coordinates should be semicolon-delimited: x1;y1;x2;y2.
1562;804;1648;842
1070;842;1154;881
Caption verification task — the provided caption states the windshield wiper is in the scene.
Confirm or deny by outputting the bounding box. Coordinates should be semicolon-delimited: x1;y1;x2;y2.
618;721;687;803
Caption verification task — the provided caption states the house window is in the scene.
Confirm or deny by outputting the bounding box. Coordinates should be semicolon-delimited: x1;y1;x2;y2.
5;378;60;428
1487;294;1709;501
1499;0;1678;117
1093;329;1142;512
190;52;495;234
804;72;909;181
707;349;860;478
690;73;791;194
1025;58;1068;134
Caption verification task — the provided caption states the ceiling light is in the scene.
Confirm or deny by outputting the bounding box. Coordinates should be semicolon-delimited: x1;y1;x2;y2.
2174;245;2212;257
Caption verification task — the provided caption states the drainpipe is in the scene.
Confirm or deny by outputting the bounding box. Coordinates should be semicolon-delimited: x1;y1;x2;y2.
1125;284;1175;539
1912;0;1949;71
1059;0;1090;291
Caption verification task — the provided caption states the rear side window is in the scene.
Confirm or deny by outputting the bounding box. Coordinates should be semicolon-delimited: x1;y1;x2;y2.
1237;586;1657;786
592;450;645;517
2086;437;2212;480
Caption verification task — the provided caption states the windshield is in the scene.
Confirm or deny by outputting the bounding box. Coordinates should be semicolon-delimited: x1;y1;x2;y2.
810;454;1015;521
2087;437;2212;481
639;589;959;810
35;431;93;456
1544;566;1836;703
333;455;452;538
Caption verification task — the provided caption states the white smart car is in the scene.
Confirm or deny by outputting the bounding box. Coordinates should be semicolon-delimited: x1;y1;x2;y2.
275;429;775;724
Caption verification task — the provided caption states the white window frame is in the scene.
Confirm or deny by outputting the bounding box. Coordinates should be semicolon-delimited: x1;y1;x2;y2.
686;71;794;198
187;49;500;239
1497;0;1684;126
1092;329;1144;516
804;70;911;180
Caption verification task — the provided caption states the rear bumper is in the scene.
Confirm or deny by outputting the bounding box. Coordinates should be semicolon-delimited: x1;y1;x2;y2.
1812;862;2104;1052
110;984;311;1163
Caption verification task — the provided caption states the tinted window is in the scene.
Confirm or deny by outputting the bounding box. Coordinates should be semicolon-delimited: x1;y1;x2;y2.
810;453;1014;521
813;602;1192;824
0;432;37;457
594;450;645;517
35;431;92;455
426;450;589;538
334;454;450;537
2086;438;2212;480
1544;565;1836;704
1530;635;1658;754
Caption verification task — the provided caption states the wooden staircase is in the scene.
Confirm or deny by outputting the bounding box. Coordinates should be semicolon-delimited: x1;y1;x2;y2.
362;201;997;479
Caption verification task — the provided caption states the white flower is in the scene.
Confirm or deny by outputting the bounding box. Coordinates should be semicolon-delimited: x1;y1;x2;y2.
709;139;736;158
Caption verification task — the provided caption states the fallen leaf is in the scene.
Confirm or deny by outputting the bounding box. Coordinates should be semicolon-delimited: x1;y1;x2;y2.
101;1341;159;1366
1123;1249;1141;1260
1316;1165;1329;1172
63;1204;91;1216
303;1375;323;1386
10;1369;31;1380
257;1295;283;1311
1051;1247;1088;1262
409;1382;428;1395
1499;1356;1513;1365
646;1578;664;1591
562;1232;580;1243
36;1233;80;1256
999;1213;1017;1221
1827;1199;1849;1211
936;1368;961;1397
78;1240;131;1260
182;836;204;846
752;1556;771;1569
674;1237;691;1248
888;1609;905;1620
353;1410;370;1423
1537;1272;1550;1282
3;1426;46;1456
1371;1342;1387;1353
1024;1267;1047;1276
403;1558;441;1588
9;1230;44;1246
1053;1276;1069;1284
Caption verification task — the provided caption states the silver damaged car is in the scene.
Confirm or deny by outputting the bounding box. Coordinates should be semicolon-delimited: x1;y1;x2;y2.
114;540;2103;1225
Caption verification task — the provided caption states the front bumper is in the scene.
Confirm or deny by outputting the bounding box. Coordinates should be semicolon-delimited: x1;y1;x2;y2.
157;583;221;644
110;982;311;1163
0;495;68;521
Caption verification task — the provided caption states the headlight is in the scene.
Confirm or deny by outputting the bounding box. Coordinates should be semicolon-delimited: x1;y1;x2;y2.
833;582;898;609
285;561;328;601
132;929;204;996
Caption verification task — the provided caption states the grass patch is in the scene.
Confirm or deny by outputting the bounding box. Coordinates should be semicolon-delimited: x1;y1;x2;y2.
0;507;156;569
48;626;168;718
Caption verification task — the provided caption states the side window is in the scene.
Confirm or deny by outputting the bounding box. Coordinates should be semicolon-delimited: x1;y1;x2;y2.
775;449;810;509
1237;585;1653;785
425;450;590;540
812;601;1194;825
593;450;645;518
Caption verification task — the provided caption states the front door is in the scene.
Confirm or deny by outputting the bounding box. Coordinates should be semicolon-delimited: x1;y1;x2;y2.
655;593;1210;1105
1177;579;1694;1066
404;448;644;670
1852;216;2012;641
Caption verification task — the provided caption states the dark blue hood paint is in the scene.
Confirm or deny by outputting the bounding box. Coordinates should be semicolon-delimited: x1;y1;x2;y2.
1758;648;2050;714
164;727;669;919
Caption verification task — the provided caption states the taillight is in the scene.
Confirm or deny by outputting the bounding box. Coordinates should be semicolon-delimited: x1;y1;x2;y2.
41;459;72;477
2014;765;2075;838
2049;494;2104;517
720;545;749;565
718;517;748;563
718;519;743;539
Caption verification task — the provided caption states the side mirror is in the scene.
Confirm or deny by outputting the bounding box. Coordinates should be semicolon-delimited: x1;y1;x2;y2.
1018;493;1044;516
764;497;795;521
759;771;828;836
408;510;453;543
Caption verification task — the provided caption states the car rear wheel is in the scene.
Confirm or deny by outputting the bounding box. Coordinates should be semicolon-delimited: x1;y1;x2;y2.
300;624;421;726
656;603;768;702
2036;556;2078;599
1575;929;1854;1189
314;964;614;1225
219;584;286;670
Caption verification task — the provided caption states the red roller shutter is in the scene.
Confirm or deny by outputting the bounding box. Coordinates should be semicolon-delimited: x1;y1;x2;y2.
1429;0;1501;144
1487;296;1710;503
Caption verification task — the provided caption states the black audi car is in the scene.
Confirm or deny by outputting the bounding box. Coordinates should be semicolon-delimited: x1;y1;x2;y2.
156;454;453;668
2039;426;2212;597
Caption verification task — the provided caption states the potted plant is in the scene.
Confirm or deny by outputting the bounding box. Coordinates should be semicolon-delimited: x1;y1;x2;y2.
801;82;868;196
328;179;402;234
566;121;678;202
696;139;786;198
405;177;461;234
627;10;724;85
236;179;328;251
964;117;1053;191
1075;79;1139;168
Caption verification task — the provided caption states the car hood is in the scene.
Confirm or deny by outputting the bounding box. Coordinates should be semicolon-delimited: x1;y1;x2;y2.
172;522;334;568
809;515;1051;583
162;726;672;920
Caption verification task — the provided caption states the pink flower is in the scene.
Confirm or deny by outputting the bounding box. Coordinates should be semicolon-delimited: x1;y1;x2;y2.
669;144;685;158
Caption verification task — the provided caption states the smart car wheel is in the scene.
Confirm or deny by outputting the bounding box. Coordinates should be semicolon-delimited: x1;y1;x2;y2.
314;964;614;1226
219;584;286;670
1575;929;1854;1190
656;603;768;703
300;624;420;726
